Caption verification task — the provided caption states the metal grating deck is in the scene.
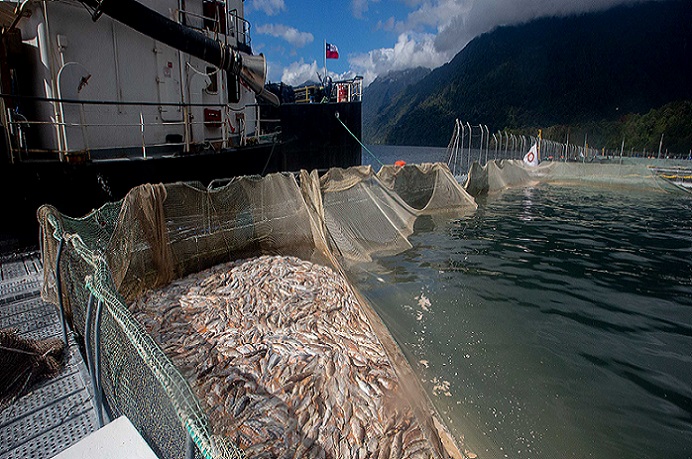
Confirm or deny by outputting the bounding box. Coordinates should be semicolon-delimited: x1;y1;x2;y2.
0;253;98;459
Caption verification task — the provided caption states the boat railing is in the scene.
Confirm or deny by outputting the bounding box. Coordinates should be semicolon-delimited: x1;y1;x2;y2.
293;77;364;104
229;9;252;49
293;85;320;104
177;3;251;50
0;95;272;164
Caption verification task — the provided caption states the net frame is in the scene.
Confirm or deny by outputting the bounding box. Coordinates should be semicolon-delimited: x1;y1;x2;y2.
37;163;477;459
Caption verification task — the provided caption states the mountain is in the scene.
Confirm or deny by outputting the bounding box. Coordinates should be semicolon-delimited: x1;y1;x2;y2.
368;0;692;148
362;67;430;143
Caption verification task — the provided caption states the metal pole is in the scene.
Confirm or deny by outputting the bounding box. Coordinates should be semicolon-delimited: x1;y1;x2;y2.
466;122;472;166
446;119;457;168
492;133;497;161
454;120;461;175
54;238;68;345
495;131;500;159
460;122;465;173
93;298;105;427
485;129;490;162
484;125;489;164
504;131;509;159
448;120;456;174
83;293;103;428
479;124;484;165
657;133;664;159
140;111;146;158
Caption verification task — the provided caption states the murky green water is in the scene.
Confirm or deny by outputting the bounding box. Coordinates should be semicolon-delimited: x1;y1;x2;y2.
348;174;692;458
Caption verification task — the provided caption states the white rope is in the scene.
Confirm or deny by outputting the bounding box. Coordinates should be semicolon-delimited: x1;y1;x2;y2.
185;62;221;78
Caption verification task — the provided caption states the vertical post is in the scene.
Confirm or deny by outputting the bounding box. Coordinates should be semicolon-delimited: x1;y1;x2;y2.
504;131;509;159
323;39;327;82
466;122;472;166
620;137;625;163
657;133;664;159
496;132;500;159
459;122;465;173
79;103;90;158
93;298;105;427
54;238;68;345
446;119;454;170
183;105;191;153
538;129;542;162
484;125;489;164
84;293;103;428
140;111;147;158
565;128;570;162
479;124;484;166
492;133;497;161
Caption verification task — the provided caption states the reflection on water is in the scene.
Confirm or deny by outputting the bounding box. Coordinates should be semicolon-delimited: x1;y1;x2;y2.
348;184;692;459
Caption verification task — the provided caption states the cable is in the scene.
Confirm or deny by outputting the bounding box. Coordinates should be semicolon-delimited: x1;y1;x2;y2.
334;112;384;167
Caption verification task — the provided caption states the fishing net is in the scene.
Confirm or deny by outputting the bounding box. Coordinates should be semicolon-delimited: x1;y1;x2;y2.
0;329;66;412
464;159;685;195
37;163;476;459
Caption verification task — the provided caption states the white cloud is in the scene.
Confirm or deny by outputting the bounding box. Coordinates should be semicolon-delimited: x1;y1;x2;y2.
350;0;654;83
396;0;656;56
281;59;320;86
256;24;314;48
349;33;452;85
352;0;380;19
249;0;286;16
270;0;655;86
376;16;396;31
404;0;472;33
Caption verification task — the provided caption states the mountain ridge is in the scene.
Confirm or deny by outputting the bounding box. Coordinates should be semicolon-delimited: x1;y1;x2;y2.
366;0;692;149
362;67;430;144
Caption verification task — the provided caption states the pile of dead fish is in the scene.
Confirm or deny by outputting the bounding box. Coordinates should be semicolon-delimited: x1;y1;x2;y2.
130;255;441;459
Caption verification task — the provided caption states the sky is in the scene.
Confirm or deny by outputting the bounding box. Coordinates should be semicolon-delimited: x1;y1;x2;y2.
245;0;656;87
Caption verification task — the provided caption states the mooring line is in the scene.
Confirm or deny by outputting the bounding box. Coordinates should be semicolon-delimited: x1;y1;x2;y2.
335;112;385;167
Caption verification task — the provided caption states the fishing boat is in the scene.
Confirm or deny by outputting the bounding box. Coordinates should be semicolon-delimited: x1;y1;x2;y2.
0;0;363;242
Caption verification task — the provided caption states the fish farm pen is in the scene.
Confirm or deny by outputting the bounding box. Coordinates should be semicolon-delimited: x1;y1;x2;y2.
1;160;689;459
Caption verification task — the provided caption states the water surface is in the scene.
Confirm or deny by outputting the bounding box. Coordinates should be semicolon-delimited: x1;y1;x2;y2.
348;163;692;459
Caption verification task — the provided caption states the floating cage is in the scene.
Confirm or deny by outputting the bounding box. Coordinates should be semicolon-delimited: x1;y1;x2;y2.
37;163;477;459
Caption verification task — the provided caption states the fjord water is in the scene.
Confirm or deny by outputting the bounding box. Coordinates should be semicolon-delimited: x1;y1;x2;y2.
356;147;692;458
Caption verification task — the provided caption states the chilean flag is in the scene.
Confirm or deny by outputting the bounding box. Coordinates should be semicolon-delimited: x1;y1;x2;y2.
326;43;339;59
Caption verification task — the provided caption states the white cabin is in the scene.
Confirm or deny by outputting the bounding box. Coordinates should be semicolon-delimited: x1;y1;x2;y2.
0;0;265;161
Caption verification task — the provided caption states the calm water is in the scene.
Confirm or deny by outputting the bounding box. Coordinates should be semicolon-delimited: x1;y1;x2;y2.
352;146;692;458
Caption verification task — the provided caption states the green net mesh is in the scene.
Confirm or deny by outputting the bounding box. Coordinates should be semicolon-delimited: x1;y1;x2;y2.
37;163;476;459
464;159;686;195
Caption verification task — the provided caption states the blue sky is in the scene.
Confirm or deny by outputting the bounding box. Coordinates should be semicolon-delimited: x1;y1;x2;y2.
245;0;654;86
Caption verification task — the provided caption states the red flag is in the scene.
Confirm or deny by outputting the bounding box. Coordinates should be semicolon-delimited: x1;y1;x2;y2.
326;42;339;59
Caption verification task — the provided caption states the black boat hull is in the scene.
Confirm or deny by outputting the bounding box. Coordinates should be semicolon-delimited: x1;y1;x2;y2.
1;102;361;247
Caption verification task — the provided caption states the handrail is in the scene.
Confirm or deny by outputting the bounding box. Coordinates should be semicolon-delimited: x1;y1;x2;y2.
0;92;258;107
176;6;251;47
2;97;273;160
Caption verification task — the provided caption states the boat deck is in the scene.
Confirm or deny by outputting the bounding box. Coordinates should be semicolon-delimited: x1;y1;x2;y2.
0;253;98;459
